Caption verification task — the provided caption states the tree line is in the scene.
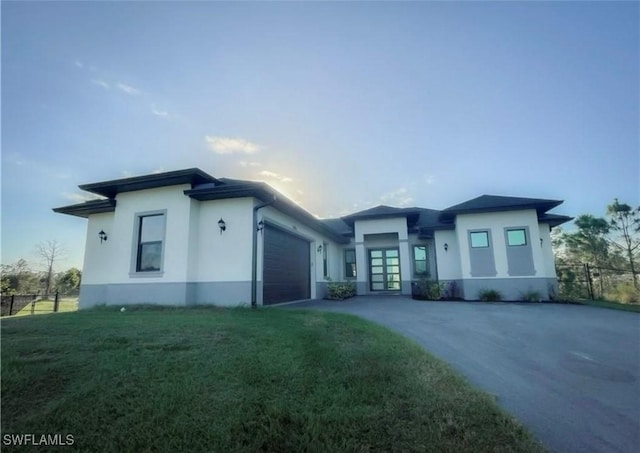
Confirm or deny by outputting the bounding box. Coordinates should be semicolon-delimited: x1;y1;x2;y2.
1;240;81;296
553;199;639;303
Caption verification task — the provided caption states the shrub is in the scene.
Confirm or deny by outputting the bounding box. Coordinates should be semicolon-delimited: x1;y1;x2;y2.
519;289;542;302
412;279;443;300
326;281;356;300
478;288;502;302
605;282;640;304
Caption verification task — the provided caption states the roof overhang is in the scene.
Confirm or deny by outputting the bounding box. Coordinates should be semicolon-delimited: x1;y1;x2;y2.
79;168;218;198
52;199;116;218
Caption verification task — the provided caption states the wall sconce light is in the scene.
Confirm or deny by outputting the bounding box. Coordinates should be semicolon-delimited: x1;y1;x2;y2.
443;243;449;252
257;220;264;233
98;230;108;244
218;218;226;234
540;238;543;247
317;244;323;253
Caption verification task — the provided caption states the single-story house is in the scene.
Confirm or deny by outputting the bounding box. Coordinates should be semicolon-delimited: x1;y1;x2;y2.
54;168;572;307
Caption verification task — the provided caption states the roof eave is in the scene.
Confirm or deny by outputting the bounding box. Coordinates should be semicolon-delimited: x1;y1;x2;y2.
52;199;116;218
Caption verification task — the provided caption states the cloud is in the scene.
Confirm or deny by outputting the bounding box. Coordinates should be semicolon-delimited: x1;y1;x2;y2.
62;192;103;203
424;174;436;185
259;170;293;183
75;60;83;68
238;160;261;168
151;105;169;117
117;83;141;95
205;136;260;154
91;79;109;89
380;187;413;207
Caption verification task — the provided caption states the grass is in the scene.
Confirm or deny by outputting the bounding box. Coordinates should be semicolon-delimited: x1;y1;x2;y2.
573;298;640;313
1;306;543;452
11;297;78;317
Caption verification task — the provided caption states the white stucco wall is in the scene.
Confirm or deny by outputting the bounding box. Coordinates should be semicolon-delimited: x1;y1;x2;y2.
433;229;461;280
455;209;545;279
194;198;254;282
538;224;557;278
81;212;115;285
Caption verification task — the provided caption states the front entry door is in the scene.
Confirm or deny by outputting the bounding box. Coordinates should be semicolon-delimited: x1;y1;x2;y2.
369;249;401;291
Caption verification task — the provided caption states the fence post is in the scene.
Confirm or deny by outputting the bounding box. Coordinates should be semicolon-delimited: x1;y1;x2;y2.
54;292;59;312
9;295;15;316
584;264;594;300
31;299;36;315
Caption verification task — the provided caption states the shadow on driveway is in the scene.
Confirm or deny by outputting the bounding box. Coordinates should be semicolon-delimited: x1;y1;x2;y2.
281;296;640;453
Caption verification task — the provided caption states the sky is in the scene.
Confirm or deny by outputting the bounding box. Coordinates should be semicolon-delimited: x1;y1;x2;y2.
2;1;638;272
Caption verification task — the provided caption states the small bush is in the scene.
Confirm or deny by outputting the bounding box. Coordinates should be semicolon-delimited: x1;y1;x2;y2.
326;281;356;300
412;279;443;300
478;288;502;302
605;282;640;304
520;289;542;302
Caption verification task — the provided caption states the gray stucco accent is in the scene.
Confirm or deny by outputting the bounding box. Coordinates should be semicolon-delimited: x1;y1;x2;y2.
79;281;253;308
356;281;368;295
316;281;329;299
468;229;497;277
461;278;556;301
504;226;535;276
401;280;412;295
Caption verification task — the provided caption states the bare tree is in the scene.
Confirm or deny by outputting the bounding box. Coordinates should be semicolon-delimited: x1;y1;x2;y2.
36;240;66;296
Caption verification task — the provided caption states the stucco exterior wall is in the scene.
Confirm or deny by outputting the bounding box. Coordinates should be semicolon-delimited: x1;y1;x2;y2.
433;230;461;281
81;212;115;285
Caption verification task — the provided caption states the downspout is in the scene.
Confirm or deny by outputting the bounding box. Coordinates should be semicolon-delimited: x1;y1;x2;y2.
251;196;277;308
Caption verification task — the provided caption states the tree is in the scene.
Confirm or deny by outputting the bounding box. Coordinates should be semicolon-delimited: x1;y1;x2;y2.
607;199;640;288
56;268;82;294
1;259;41;294
36;240;66;296
563;214;611;268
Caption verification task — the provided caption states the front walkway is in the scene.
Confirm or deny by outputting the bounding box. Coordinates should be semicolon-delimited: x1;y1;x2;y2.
282;296;640;453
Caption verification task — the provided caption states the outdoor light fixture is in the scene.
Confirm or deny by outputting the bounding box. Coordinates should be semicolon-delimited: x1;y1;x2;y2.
98;230;108;244
540;238;544;247
257;220;264;233
317;244;323;253
218;218;226;234
444;243;449;252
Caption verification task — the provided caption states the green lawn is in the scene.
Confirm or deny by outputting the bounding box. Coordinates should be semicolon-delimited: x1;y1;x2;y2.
1;307;543;452
11;297;78;317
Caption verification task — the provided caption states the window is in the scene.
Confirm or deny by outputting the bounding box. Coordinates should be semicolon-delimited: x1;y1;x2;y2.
136;214;165;272
413;245;429;276
470;231;489;248
344;249;356;278
507;228;527;246
323;242;328;277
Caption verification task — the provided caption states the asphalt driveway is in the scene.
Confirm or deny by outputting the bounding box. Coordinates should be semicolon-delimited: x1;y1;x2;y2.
283;297;640;453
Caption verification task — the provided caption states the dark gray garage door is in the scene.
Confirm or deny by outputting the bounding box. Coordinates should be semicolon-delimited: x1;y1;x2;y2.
263;225;310;305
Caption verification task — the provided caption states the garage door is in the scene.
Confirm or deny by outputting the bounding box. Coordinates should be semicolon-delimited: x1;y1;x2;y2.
263;225;310;305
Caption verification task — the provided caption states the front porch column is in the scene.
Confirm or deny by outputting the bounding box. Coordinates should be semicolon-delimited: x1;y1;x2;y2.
399;239;412;295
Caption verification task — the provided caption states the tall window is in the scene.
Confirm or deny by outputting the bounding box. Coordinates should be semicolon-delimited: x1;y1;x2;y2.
136;214;165;272
323;242;328;278
344;249;357;278
413;245;429;276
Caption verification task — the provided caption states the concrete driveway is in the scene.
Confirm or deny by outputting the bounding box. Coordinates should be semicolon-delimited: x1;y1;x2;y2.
283;297;640;453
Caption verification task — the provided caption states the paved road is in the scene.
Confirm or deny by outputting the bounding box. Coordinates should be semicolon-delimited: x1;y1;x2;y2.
282;297;640;453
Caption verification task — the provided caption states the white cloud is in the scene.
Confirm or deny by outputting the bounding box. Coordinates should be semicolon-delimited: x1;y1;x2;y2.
152;168;165;174
61;192;102;203
151;105;169;117
424;174;436;185
117;83;141;95
205;136;260;154
380;187;413;207
259;170;292;183
92;79;109;89
75;60;83;68
238;160;262;167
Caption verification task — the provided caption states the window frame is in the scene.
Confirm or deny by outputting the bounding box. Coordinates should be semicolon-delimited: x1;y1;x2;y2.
322;241;328;278
130;210;167;277
413;244;429;277
469;230;490;248
506;228;527;247
344;249;357;279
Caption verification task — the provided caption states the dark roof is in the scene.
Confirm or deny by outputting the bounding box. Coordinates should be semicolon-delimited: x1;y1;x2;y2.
79;168;218;198
52;199;116;218
537;213;574;227
185;178;349;244
342;205;422;225
443;195;563;215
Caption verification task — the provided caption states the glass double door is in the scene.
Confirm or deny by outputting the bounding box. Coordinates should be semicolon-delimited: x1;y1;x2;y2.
369;248;401;291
